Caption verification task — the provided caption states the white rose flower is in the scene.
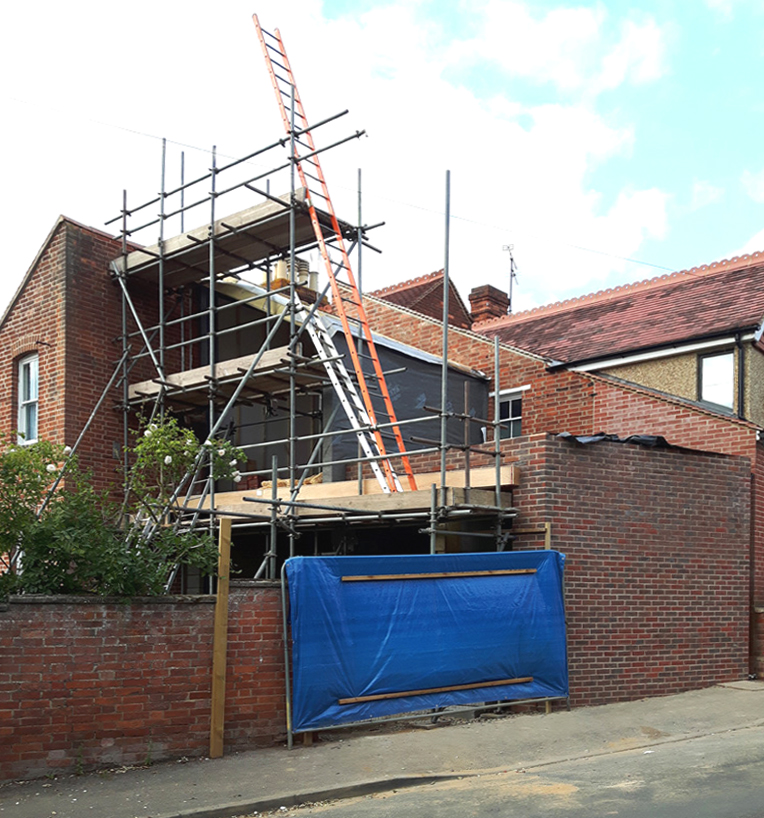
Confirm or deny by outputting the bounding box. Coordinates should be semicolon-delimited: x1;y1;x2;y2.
144;430;152;437
164;455;172;465
233;473;242;483
229;459;238;467
218;449;226;457
63;446;72;456
46;463;57;473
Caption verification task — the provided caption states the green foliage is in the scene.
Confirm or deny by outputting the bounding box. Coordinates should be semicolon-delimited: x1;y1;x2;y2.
0;438;68;553
0;417;240;598
129;417;244;518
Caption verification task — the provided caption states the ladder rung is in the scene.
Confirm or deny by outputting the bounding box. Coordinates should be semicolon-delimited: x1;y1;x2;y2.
302;169;323;184
268;57;290;73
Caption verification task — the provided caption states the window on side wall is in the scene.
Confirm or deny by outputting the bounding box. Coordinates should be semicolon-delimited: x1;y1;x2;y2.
17;353;39;444
498;390;523;439
698;350;734;410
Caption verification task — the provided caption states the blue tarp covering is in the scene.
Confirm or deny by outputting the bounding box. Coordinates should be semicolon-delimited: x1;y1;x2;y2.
286;551;568;732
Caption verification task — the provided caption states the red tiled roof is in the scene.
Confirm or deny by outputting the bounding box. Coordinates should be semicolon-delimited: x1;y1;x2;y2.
371;270;472;329
472;252;764;363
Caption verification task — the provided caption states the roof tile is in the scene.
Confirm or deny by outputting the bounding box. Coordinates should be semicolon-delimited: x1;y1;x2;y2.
371;269;472;329
472;252;764;363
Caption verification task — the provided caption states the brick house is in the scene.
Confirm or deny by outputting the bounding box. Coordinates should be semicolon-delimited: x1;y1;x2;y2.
0;217;134;496
365;259;764;675
1;215;760;781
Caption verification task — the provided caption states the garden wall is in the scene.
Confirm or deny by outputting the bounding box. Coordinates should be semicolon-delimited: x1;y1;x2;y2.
0;581;284;781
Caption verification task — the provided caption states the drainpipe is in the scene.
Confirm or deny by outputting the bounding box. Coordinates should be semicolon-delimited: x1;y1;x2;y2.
737;333;745;420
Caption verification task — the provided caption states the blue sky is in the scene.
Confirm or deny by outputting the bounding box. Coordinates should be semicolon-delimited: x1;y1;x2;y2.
2;0;764;315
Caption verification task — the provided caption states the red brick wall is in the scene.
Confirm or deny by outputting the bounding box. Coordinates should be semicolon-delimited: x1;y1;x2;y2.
754;445;764;608
0;222;68;446
0;218;193;498
223;581;286;748
0;581;284;781
63;224;129;494
508;434;751;705
590;376;758;459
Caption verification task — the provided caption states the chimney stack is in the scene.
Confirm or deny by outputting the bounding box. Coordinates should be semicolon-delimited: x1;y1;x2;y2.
469;285;509;323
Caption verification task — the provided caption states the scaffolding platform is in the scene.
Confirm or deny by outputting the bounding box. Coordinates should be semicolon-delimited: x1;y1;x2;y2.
192;465;519;518
112;189;353;286
127;345;326;407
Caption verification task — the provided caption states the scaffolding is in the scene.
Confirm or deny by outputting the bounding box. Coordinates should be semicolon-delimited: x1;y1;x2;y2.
100;19;519;583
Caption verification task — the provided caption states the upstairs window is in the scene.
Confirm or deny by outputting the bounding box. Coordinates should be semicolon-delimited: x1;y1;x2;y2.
699;351;734;410
17;353;39;443
498;390;523;439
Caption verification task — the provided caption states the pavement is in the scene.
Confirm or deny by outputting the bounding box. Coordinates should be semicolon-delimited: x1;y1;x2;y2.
2;681;764;818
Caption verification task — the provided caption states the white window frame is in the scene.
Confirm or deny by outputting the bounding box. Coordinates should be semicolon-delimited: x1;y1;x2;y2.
17;352;39;444
487;384;529;441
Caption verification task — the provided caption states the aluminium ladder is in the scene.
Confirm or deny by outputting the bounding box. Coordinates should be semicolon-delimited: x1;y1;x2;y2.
292;291;401;491
253;14;417;493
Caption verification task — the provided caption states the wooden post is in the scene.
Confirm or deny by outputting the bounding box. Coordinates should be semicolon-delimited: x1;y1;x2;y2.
209;517;232;758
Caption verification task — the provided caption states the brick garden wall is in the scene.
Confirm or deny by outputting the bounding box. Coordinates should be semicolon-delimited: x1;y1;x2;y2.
0;581;284;782
508;434;751;705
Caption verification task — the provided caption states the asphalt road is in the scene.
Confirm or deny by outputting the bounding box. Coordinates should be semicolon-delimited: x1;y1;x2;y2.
266;722;764;818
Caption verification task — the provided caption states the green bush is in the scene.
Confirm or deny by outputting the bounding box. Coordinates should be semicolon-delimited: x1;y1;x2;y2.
0;419;243;598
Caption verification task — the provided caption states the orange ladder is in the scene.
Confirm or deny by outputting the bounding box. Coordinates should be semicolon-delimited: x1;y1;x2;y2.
253;14;416;492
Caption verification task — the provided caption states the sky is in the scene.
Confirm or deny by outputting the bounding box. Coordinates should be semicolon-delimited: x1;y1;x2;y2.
2;0;764;316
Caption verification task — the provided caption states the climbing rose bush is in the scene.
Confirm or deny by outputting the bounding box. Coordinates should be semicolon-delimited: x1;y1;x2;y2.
0;418;244;598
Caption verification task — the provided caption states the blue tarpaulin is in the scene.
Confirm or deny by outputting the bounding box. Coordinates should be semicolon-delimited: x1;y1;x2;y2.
286;551;568;732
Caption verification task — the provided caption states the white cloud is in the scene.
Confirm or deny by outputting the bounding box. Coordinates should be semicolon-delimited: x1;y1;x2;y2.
0;0;674;317
741;168;764;202
595;18;668;92
705;0;735;18
690;180;725;210
448;2;668;97
735;227;764;256
464;2;604;91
